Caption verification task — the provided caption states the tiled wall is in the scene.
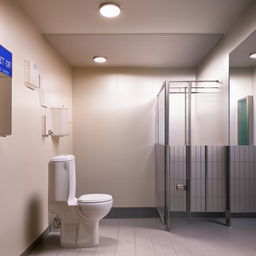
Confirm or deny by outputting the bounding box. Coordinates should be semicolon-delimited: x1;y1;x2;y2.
230;146;256;212
158;145;256;213
169;146;227;212
191;146;206;212
205;146;226;212
169;146;186;211
155;144;166;217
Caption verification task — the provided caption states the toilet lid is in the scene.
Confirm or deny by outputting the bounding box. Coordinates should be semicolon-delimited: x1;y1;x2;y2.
78;194;112;203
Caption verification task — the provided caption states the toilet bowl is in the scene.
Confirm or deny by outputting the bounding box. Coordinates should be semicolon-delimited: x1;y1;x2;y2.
48;155;113;248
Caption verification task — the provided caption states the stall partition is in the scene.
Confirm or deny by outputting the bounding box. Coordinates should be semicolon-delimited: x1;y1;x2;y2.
155;80;231;230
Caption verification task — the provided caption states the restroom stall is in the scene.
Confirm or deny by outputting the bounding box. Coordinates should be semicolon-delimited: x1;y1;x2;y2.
155;80;231;230
156;28;256;231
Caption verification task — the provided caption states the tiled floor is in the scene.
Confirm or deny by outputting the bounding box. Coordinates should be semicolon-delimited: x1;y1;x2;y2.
29;218;256;256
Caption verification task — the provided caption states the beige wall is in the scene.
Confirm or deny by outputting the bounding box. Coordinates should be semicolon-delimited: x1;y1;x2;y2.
1;0;255;254
196;1;256;145
0;1;73;255
73;68;195;207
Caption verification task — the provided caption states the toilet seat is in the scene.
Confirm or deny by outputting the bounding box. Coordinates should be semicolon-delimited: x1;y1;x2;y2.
78;194;112;204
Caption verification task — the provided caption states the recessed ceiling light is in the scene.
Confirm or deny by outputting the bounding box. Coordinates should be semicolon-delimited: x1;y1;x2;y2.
99;3;121;18
93;56;107;63
249;52;256;59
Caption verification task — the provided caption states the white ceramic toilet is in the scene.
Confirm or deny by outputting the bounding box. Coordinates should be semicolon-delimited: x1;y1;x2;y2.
48;155;113;248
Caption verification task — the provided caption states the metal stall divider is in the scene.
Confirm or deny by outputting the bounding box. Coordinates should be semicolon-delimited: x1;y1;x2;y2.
156;80;231;231
155;81;170;230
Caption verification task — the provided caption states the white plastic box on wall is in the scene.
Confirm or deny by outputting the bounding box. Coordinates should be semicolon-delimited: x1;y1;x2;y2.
24;60;40;90
51;108;69;136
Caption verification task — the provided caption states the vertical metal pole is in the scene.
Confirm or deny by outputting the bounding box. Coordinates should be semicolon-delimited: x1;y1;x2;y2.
205;146;208;212
184;87;187;145
186;82;192;223
227;59;231;226
165;146;170;230
164;82;170;230
225;146;231;226
165;82;169;149
187;82;192;145
155;91;159;220
186;146;191;223
156;91;159;145
184;84;191;145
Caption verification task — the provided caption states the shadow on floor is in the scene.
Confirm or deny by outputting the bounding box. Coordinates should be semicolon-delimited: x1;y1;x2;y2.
99;236;118;248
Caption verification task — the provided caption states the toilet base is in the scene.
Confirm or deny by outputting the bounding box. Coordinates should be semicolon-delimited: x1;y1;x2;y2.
49;198;112;248
60;220;99;248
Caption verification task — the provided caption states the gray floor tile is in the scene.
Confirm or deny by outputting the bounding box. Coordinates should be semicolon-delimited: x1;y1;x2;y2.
57;248;81;256
78;248;96;256
29;218;256;256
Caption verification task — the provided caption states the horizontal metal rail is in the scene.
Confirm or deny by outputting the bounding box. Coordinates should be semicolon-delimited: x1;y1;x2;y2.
169;86;220;89
167;80;220;83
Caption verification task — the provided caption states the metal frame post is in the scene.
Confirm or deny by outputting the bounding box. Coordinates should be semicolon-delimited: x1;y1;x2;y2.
156;79;228;230
185;82;192;222
225;146;231;226
164;82;170;230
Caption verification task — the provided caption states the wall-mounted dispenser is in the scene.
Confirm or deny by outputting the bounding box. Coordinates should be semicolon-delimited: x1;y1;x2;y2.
24;60;40;90
42;108;69;137
0;45;12;137
51;108;69;136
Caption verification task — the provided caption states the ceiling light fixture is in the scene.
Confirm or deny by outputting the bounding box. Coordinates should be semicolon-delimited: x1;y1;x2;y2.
249;52;256;59
93;56;107;63
99;3;121;18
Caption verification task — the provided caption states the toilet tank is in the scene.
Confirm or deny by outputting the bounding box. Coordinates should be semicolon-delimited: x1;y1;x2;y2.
48;155;76;205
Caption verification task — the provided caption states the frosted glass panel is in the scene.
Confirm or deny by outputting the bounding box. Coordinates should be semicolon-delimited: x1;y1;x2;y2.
169;94;185;145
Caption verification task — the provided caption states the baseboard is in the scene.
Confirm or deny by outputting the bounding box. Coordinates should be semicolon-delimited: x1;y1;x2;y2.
105;207;159;218
170;211;256;218
106;208;256;219
231;212;256;218
170;212;225;217
20;226;50;256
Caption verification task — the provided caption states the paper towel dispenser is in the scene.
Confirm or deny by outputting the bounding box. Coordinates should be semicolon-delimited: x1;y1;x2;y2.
51;107;69;137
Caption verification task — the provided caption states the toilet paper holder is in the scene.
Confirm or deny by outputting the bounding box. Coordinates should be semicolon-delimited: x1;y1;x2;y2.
176;184;186;191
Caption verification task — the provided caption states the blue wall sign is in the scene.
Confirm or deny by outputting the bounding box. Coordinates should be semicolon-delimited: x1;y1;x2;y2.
0;45;12;78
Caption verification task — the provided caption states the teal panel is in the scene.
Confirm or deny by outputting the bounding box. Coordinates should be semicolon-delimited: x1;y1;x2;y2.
238;98;249;145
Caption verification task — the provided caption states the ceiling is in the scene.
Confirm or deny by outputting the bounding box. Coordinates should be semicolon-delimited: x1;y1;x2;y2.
16;0;253;67
44;33;222;68
230;29;256;67
16;0;252;34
